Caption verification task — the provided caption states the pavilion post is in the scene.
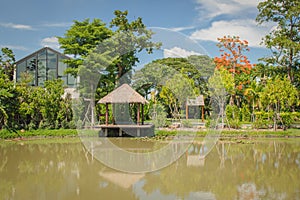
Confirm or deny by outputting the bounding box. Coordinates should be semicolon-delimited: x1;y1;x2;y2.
141;104;144;125
137;103;140;125
105;103;109;125
201;106;204;122
186;103;188;120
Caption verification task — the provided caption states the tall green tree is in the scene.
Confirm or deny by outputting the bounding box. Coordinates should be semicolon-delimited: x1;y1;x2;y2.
57;19;112;76
77;11;161;125
107;10;161;84
256;0;300;85
208;67;234;125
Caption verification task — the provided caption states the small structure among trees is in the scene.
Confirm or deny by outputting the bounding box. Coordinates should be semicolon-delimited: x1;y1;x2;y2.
97;84;154;137
186;95;205;121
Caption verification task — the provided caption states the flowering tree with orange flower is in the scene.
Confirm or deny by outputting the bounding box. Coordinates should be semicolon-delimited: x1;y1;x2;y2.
214;35;254;106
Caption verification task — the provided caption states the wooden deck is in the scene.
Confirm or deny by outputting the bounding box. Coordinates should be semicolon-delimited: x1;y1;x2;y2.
95;124;155;137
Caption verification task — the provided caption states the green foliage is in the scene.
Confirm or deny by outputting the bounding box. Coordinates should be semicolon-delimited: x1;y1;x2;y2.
57;18;112;76
181;120;193;128
0;129;78;139
0;47;15;80
240;104;251;122
149;103;167;128
225;105;239;121
256;0;300;85
260;77;298;111
160;73;196;119
228;119;241;129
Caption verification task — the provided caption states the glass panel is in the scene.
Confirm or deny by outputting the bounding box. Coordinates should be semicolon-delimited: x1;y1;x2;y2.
47;69;57;81
58;55;67;76
38;50;47;86
26;56;37;86
67;74;76;86
16;61;26;81
38;49;46;60
47;49;57;69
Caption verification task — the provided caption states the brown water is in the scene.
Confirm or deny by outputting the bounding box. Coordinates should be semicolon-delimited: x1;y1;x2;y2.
0;138;300;200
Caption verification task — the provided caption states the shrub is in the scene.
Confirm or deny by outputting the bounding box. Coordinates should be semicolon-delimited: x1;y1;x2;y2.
240;104;251;122
226;105;240;121
181;120;193;128
149;103;167;128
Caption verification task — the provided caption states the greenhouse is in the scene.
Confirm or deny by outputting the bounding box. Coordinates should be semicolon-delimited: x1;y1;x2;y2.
15;47;76;87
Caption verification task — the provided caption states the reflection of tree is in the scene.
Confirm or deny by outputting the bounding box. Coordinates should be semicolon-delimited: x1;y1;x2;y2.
142;140;300;199
0;139;300;199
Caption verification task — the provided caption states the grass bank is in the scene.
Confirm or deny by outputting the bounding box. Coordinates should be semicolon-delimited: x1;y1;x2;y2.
1;128;300;140
0;129;78;139
155;128;300;138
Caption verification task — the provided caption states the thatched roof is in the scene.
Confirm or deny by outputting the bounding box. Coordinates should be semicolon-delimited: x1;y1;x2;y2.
98;84;148;104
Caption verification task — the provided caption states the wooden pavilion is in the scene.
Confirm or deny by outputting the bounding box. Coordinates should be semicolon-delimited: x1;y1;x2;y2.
97;84;154;137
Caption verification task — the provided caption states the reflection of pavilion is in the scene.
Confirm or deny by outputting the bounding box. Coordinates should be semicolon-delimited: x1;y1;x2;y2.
187;155;205;167
186;143;206;167
97;84;154;137
99;170;145;189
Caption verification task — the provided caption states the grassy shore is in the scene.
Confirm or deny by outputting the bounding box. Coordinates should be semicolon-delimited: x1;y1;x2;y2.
155;128;300;137
0;129;78;139
1;128;300;140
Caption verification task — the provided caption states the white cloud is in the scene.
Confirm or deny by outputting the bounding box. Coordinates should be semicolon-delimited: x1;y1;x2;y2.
164;47;201;58
41;37;60;49
190;19;272;47
168;26;195;32
0;23;34;30
195;0;263;19
0;45;28;51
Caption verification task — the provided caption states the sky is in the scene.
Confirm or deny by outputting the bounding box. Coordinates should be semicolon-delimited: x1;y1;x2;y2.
0;0;273;64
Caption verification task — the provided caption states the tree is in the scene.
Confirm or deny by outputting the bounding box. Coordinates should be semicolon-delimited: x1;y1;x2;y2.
256;0;300;85
259;76;298;130
133;62;177;97
0;69;15;129
77;11;161;125
108;10;161;84
243;80;262;121
214;36;254;106
57;18;112;76
208;67;234;125
79;10;161;98
0;47;15;81
160;73;197;119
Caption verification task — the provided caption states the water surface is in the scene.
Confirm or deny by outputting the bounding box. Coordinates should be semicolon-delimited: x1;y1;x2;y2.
0;137;300;200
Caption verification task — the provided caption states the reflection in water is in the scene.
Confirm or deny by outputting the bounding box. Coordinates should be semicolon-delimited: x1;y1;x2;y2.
0;138;300;200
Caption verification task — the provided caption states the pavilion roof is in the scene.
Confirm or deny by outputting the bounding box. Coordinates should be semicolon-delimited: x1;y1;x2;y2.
98;83;148;104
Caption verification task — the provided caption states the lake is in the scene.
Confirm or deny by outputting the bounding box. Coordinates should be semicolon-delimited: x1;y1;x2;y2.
0;137;300;200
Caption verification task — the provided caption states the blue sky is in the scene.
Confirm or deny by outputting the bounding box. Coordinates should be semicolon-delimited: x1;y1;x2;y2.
0;0;273;63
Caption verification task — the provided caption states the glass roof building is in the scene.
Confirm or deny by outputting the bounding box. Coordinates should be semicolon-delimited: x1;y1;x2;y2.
15;47;76;87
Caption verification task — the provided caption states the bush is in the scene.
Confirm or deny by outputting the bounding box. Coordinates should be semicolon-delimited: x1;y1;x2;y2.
181;120;193;128
226;105;239;121
240;104;251;122
279;112;298;129
28;122;37;131
61;119;69;129
76;120;83;129
228;119;241;129
149;103;167;128
252;119;270;129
